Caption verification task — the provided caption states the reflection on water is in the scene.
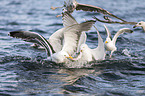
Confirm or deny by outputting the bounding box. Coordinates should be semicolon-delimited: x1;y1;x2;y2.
57;68;96;84
13;62;97;95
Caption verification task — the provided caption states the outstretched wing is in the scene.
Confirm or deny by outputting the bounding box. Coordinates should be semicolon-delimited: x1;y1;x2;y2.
48;28;65;53
63;12;88;54
92;26;105;60
48;12;78;52
62;20;96;55
76;3;126;22
104;25;112;40
9;31;55;56
76;32;87;53
62;12;78;27
112;28;133;44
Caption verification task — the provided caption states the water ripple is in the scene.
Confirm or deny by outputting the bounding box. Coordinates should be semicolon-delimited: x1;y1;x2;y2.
0;0;145;95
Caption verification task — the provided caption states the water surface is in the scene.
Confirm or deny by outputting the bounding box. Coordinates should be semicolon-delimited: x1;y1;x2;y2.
0;0;145;95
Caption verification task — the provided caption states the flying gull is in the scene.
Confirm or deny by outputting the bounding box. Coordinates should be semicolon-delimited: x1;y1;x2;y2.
51;0;126;22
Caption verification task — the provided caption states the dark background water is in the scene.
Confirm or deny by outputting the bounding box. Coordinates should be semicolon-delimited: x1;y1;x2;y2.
0;0;145;95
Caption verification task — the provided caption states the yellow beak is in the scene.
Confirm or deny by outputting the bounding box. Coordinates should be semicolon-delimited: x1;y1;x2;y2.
105;41;108;44
68;55;73;59
65;54;73;59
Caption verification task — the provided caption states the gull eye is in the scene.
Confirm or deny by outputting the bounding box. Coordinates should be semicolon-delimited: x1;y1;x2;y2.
139;23;141;25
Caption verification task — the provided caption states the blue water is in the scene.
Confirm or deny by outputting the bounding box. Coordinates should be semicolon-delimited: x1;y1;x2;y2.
0;0;145;95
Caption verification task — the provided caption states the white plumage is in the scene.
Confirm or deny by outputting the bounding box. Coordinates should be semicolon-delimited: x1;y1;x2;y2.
71;26;106;62
9;12;95;63
104;25;133;58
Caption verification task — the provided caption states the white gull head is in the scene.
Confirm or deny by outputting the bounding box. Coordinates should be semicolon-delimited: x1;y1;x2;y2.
133;21;145;32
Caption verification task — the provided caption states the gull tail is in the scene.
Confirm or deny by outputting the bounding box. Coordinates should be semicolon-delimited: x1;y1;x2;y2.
9;31;55;57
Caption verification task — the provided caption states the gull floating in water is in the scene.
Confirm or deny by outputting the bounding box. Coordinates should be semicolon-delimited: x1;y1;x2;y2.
133;21;145;32
104;25;133;58
9;12;95;63
71;25;106;62
51;0;126;22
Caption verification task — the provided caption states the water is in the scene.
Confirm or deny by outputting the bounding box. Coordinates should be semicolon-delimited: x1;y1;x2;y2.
0;0;145;95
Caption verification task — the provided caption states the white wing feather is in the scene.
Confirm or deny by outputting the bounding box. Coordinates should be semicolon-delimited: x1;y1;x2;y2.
112;28;133;45
104;24;112;40
76;32;87;53
49;12;79;52
62;20;95;55
92;26;105;60
48;28;65;52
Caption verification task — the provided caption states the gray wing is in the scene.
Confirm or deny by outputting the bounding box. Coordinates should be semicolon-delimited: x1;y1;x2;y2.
9;31;55;57
48;28;64;53
62;12;78;27
62;12;87;53
62;20;95;55
48;12;78;52
62;12;88;53
76;3;126;22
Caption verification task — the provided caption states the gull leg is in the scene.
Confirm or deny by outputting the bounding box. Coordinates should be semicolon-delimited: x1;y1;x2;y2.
51;6;63;10
56;14;62;17
51;6;59;10
110;50;115;58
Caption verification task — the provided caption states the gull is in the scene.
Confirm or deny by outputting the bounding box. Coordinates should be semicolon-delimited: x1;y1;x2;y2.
51;0;126;22
133;21;145;32
104;25;133;58
71;25;106;62
9;12;95;63
32;11;80;50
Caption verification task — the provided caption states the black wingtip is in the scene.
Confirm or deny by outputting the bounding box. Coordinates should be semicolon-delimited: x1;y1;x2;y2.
88;20;96;23
62;11;72;18
9;30;24;37
131;30;134;33
9;31;17;37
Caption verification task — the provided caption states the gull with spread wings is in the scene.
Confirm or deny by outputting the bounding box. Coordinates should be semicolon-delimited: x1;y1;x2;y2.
104;25;133;58
9;12;95;63
71;25;106;63
51;0;126;22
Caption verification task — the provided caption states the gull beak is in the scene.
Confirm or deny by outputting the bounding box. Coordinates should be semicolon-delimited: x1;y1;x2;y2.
133;25;137;28
105;41;108;44
65;54;73;60
68;55;73;59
